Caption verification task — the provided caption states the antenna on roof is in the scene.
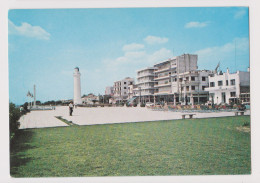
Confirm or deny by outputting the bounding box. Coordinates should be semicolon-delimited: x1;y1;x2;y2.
215;62;220;73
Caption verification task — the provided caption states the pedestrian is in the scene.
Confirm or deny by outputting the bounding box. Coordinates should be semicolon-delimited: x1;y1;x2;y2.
69;102;73;116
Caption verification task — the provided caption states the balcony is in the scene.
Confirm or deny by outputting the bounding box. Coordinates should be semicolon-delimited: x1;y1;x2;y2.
154;75;170;81
140;86;155;89
154;91;172;95
137;80;156;85
171;64;177;68
137;73;154;78
154;83;171;87
154;67;170;73
205;85;236;92
180;80;200;86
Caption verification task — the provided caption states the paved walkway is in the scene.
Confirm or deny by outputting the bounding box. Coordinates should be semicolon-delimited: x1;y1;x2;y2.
19;106;250;129
19;109;69;129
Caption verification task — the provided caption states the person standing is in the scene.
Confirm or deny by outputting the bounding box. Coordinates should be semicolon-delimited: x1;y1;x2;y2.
69;102;73;116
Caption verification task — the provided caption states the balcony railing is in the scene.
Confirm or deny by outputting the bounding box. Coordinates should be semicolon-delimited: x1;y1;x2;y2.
154;67;170;73
137;73;154;78
154;83;171;87
137;80;156;85
154;75;170;80
180;80;200;85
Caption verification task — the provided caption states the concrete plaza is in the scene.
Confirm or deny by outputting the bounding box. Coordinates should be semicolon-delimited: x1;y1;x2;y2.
19;106;250;129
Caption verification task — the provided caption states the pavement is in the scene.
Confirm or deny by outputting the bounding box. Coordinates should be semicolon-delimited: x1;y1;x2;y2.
18;106;250;129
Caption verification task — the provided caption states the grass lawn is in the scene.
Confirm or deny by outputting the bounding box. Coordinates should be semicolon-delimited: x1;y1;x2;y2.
10;116;251;177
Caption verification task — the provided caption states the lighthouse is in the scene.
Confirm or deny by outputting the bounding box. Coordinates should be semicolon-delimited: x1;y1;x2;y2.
73;67;82;105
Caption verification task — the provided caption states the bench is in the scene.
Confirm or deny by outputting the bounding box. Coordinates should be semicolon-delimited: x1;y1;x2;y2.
182;114;196;119
235;111;245;116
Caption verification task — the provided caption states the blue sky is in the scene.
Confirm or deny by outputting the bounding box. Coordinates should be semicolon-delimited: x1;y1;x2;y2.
9;7;249;105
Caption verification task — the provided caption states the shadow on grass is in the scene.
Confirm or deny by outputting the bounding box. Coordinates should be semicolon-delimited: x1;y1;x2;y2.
10;129;35;176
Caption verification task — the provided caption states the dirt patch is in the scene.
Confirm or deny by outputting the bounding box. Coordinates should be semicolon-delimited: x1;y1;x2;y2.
236;126;250;133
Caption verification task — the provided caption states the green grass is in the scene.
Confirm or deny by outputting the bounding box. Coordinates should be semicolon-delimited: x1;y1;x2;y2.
10;116;251;177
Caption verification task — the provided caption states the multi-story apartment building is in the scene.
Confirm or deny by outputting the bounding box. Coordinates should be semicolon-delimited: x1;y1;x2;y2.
153;54;199;104
105;86;114;96
133;67;157;103
127;84;137;100
205;68;250;104
113;77;135;103
176;70;211;105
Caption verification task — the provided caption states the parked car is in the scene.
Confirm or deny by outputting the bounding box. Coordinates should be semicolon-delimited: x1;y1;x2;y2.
145;102;154;107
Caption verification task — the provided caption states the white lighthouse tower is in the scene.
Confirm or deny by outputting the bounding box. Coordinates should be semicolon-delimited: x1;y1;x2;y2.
73;67;82;105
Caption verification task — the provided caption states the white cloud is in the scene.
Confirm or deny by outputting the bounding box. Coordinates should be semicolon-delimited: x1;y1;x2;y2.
9;20;50;40
234;9;247;19
194;37;249;69
104;48;172;69
144;35;168;45
148;48;173;64
115;51;147;65
185;21;210;28
101;47;173;82
122;43;144;52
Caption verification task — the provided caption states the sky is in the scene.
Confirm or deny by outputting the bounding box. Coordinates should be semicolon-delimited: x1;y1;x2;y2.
8;7;249;105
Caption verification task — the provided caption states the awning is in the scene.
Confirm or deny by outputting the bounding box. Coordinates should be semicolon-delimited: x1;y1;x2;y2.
127;97;137;103
154;93;172;96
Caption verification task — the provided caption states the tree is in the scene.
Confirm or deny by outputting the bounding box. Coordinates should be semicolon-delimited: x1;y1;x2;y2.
9;103;21;140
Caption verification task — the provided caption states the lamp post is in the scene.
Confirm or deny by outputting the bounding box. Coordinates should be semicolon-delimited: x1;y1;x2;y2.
138;87;141;106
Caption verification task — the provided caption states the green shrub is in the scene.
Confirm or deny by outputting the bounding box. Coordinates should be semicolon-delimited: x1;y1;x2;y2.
9;103;21;140
243;121;250;127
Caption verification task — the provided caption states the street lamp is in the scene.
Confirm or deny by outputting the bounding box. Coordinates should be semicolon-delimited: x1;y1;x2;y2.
138;87;141;104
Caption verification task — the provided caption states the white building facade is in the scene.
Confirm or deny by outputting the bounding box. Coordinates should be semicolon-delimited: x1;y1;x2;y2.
133;67;157;103
205;69;250;104
105;86;114;96
175;70;211;105
113;77;135;103
153;54;200;104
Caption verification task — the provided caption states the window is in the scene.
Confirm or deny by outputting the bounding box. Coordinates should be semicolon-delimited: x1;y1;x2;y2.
124;87;126;89
130;82;133;85
179;78;183;82
186;77;189;81
210;82;215;87
226;80;229;86
191;86;195;90
230;92;236;97
202;86;206;90
218;80;223;86
186;86;189;91
230;79;236;85
191;76;195;81
202;76;206;81
124;82;126;84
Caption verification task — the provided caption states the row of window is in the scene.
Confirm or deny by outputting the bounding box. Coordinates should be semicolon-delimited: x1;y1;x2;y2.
210;79;235;87
178;76;206;82
180;85;207;91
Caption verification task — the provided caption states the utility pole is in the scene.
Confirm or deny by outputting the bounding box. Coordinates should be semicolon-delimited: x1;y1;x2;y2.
34;85;36;107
